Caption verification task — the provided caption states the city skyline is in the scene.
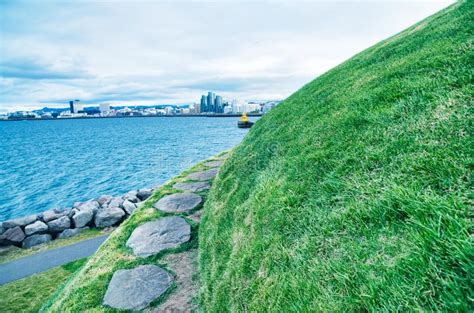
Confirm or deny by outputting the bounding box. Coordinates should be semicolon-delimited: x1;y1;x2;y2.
2;91;278;119
0;1;453;112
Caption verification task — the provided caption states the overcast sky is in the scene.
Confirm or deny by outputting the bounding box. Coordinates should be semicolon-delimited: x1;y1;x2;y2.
0;0;453;112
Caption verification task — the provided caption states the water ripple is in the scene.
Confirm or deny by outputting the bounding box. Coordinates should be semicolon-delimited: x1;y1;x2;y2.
0;117;250;220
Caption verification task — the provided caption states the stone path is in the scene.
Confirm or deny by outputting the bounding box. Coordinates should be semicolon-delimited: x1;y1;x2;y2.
126;216;191;257
103;265;174;310
0;235;108;285
184;168;219;181
148;250;198;312
173;181;210;192
204;160;224;168
153;193;202;213
102;155;227;310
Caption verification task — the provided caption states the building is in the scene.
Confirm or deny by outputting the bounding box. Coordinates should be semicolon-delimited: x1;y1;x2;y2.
215;95;223;113
231;99;242;113
100;103;111;114
200;95;207;113
207;92;215;112
70;99;84;113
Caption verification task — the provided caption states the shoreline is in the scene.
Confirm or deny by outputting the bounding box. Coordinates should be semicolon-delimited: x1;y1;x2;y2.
0;113;263;122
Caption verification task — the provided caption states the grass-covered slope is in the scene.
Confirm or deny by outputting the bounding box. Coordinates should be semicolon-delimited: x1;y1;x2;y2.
199;2;473;311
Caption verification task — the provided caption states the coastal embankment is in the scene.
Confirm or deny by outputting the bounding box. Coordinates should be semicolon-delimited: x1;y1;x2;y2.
0;188;153;249
40;151;228;311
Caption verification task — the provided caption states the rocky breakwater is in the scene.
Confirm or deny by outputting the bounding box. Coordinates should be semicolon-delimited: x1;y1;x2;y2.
0;188;153;249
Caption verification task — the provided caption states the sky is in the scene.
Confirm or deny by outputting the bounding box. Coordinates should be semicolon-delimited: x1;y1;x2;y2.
0;0;454;112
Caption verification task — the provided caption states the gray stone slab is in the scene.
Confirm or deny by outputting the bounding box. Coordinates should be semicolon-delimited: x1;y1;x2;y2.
126;216;191;257
184;168;219;181
153;193;202;213
103;265;173;310
204;160;224;168
173;181;210;192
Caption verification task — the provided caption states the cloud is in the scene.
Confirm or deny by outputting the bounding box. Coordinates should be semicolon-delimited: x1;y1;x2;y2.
0;59;91;80
0;0;454;112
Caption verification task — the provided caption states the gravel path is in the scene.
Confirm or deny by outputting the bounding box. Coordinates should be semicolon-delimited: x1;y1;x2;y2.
0;235;108;285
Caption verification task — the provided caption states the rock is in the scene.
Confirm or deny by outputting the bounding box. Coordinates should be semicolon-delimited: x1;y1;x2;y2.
123;190;138;199
123;191;140;203
173;181;211;192
25;221;48;235
22;234;52;248
78;200;99;213
0;227;26;246
126;216;191;257
153;193;202;213
137;189;152;201
0;222;4;235
42;208;71;222
73;201;82;209
204;160;224;168
184;168;219;181
57;227;89;239
103;265;173;310
3;215;38;229
108;197;124;209
122;200;136;215
94;206;125;228
47;216;71;233
72;209;94;228
68;208;75;218
98;195;113;206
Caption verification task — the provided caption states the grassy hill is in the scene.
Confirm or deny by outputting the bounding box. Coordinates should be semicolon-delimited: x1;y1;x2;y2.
199;1;473;311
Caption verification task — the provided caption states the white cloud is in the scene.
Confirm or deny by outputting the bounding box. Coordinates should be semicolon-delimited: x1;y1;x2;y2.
0;0;454;112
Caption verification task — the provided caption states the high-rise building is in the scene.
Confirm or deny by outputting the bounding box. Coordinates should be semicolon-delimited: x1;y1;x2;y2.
215;95;223;113
76;100;84;112
200;95;207;113
70;99;83;114
207;92;215;113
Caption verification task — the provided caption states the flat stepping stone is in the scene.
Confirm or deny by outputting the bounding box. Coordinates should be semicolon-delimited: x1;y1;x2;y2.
153;193;202;213
126;216;191;257
204;160;224;168
103;265;173;310
173;181;210;192
184;168;219;181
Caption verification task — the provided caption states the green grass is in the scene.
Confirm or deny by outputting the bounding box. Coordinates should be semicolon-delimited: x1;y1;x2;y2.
0;258;87;313
40;153;226;312
0;228;106;264
199;2;473;312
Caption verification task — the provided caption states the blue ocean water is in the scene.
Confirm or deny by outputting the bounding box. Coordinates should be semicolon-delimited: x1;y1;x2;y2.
0;117;251;220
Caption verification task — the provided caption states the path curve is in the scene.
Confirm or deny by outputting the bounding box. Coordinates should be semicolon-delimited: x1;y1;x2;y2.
0;235;108;285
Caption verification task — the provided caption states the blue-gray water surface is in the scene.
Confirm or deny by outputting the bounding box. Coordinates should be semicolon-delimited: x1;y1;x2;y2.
0;117;251;220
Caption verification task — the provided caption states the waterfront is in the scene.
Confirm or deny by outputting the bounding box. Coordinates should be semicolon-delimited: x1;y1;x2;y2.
0;117;252;220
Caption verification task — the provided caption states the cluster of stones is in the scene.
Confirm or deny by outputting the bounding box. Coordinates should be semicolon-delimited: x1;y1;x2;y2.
102;158;223;310
0;188;153;249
